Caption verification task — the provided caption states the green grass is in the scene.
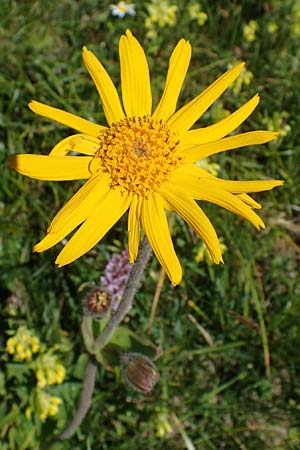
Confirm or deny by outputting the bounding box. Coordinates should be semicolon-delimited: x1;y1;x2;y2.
1;0;300;449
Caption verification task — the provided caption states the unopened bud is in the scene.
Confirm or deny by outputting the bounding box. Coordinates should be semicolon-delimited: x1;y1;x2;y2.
83;288;111;320
120;352;159;394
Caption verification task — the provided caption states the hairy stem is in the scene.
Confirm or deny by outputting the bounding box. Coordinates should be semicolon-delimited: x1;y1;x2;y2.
58;237;152;440
58;360;97;440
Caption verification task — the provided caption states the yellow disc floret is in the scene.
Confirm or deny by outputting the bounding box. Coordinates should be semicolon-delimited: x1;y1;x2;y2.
92;116;181;197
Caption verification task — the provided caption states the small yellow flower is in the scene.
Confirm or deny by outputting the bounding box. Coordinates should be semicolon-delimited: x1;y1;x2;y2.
291;22;300;37
243;20;259;43
261;111;291;137
6;326;40;361
146;0;178;28
6;337;16;354
188;2;208;26
34;353;66;387
195;238;227;264
37;390;62;421
267;22;278;34
30;337;40;353
36;369;47;388
155;411;173;437
9;30;283;285
229;66;253;95
25;406;32;420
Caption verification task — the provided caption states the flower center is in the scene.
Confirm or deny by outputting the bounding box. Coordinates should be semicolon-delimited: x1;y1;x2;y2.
92;116;181;197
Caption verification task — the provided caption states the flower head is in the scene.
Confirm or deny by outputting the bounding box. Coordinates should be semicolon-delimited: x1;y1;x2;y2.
100;249;131;304
146;0;178;28
9;30;283;285
188;2;208;26
34;353;66;387
83;287;112;319
35;390;62;421
110;1;135;18
6;326;40;361
243;20;259;43
120;352;159;393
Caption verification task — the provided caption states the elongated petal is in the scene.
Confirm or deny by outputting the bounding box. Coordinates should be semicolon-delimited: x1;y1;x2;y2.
119;29;152;117
168;62;245;133
48;173;110;234
140;195;182;285
50;134;100;156
82;47;125;125
180;130;278;162
128;195;142;263
56;189;132;266
9;154;92;180
206;178;284;193
34;173;111;252
173;163;283;194
160;186;223;264
175;176;265;229
29;100;105;138
238;193;261;209
153;39;191;121
180;94;260;147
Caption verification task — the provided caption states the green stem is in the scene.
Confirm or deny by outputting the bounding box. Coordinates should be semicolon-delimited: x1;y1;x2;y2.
58;237;152;440
252;286;271;379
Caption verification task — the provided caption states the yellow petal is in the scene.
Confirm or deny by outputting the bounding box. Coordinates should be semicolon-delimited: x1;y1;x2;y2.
238;193;261;209
34;173;111;252
50;134;100;156
119;29;152;117
153;39;191;121
180;130;278;162
174;163;283;194
140;194;182;286
160;186;223;264
9;154;92;180
128;195;142;263
48;173;110;233
180;94;260;146
178;177;265;229
29;100;105;138
82;47;125;125
206;178;284;193
168;62;245;133
55;189;132;266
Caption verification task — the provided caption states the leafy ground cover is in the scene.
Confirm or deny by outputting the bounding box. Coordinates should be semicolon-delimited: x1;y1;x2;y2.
1;0;300;448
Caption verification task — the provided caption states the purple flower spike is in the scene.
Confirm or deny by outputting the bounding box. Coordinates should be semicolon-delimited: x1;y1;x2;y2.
100;249;131;311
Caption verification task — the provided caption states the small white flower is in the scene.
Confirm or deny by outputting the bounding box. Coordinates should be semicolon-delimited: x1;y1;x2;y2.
110;1;136;18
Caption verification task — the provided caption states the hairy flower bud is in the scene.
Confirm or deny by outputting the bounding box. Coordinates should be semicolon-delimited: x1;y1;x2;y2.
83;288;112;320
120;352;159;394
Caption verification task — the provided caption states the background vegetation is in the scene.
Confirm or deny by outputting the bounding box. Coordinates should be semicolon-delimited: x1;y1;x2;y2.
1;0;299;448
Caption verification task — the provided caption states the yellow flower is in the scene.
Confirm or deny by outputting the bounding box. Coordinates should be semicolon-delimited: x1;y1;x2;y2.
195;238;227;265
6;326;40;361
34;353;66;387
9;30;283;285
146;0;177;27
267;22;278;34
188;2;208;26
229;65;253;95
36;390;62;421
155;411;173;437
243;20;259;43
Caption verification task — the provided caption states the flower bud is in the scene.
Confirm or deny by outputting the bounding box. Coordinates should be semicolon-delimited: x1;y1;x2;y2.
83;288;112;320
120;352;159;394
